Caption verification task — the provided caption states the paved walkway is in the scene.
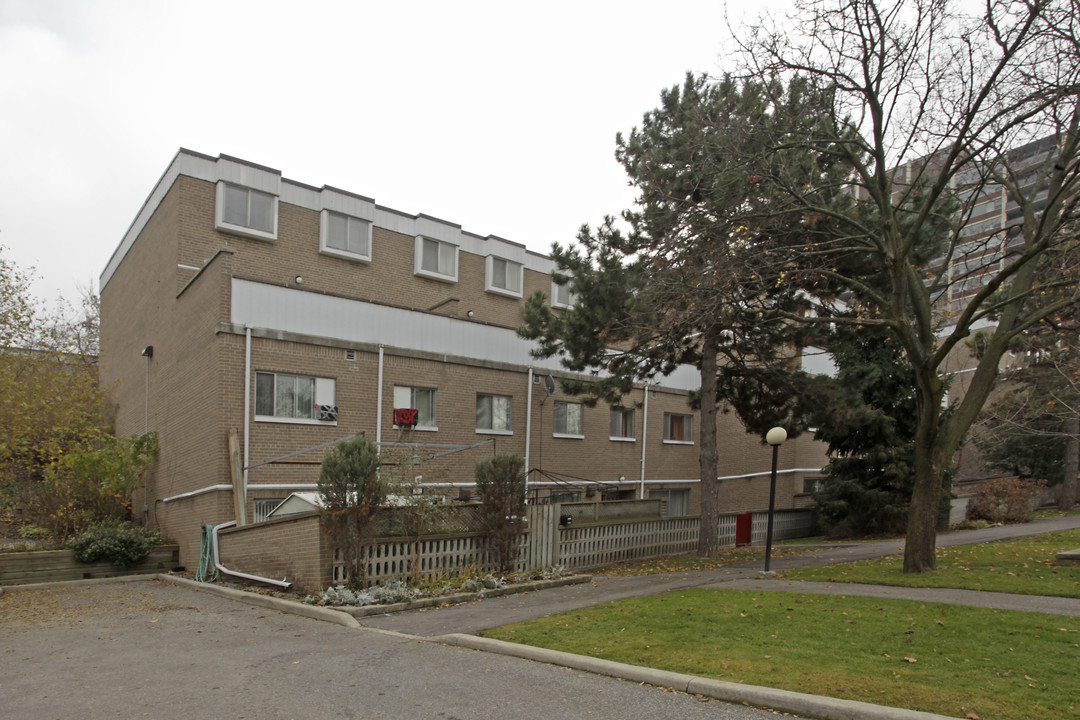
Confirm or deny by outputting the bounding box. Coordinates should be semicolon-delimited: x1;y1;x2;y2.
355;516;1080;637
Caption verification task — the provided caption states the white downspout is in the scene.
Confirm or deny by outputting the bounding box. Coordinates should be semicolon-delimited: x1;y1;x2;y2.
525;367;534;503
212;521;291;588
640;384;649;499
243;327;252;501
376;346;385;453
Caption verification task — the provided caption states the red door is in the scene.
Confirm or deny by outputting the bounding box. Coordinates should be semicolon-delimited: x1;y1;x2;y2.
735;512;753;547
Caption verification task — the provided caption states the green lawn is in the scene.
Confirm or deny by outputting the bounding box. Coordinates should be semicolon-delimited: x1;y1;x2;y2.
483;589;1080;720
781;529;1080;597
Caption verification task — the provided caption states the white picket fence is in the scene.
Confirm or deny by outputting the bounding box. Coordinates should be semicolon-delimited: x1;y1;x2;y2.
356;535;493;585
338;507;815;585
558;516;699;571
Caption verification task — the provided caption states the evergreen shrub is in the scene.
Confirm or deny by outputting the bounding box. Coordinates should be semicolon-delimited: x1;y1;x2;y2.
69;522;161;566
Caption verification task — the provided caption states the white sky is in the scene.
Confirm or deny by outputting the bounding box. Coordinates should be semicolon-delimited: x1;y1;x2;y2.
0;0;777;305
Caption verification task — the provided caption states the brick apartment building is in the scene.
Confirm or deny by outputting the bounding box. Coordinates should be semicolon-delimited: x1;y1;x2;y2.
99;149;824;565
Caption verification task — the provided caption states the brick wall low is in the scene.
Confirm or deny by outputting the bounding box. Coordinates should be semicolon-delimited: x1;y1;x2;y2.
155;490;235;568
217;512;329;592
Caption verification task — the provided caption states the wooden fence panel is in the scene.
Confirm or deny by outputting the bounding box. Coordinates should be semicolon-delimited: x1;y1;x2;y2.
330;508;815;586
524;504;558;570
0;546;179;586
558;517;699;572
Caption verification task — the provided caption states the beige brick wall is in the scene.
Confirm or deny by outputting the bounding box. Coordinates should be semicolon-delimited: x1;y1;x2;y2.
218;512;329;592
101;176;236;557
153;490;234;567
170;176;545;330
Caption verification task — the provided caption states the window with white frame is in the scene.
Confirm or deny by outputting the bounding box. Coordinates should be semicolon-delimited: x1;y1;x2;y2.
216;182;277;240
320;210;372;262
649;488;690;517
609;407;635;440
476;393;512;433
415;236;458;282
486;256;523;297
663;412;694;443
553;400;583;437
551;280;575;308
394;385;437;429
255;372;336;423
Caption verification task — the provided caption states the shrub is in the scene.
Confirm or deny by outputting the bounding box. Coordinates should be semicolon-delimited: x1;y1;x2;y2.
69;522;161;566
306;579;419;607
34;432;158;540
317;436;383;585
966;477;1046;524
474;454;526;572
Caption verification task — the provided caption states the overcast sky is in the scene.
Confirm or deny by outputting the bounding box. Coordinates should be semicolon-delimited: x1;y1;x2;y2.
1;0;778;306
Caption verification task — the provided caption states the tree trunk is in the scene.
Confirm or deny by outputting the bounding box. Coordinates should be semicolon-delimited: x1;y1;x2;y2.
1060;414;1079;511
903;444;942;573
697;333;721;556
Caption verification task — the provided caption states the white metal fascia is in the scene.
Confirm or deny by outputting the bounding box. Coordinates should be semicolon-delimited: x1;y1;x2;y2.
231;278;703;393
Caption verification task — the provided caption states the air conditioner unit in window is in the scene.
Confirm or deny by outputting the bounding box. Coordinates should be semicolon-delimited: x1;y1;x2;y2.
316;404;338;421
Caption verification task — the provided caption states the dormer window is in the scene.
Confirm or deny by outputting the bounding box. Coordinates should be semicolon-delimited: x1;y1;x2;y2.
486;256;523;297
415;236;458;282
320;210;372;263
215;182;278;241
551;280;575;308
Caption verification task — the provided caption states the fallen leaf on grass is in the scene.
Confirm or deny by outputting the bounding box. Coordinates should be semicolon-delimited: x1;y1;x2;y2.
903;657;917;663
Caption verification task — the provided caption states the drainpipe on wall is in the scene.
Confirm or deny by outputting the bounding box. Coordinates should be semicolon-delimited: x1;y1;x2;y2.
525;367;534;503
243;326;252;501
376;345;385;453
142;345;152;524
640;384;650;499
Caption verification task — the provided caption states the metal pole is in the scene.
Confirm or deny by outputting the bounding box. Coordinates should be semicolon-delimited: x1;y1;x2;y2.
764;443;779;572
525;368;534;503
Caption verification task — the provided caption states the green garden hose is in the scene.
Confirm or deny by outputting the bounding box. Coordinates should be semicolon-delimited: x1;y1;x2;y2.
195;523;218;583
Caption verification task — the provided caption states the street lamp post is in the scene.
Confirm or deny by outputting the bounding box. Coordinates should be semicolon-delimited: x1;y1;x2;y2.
763;426;787;573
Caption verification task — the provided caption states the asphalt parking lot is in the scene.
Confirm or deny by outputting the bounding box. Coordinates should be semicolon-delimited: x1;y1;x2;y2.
1;579;797;720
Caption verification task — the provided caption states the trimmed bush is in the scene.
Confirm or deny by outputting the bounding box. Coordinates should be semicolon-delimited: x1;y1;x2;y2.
966;477;1046;524
69;522;161;566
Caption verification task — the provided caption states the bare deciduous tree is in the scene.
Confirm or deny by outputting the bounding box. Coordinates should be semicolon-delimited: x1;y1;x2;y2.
733;0;1080;571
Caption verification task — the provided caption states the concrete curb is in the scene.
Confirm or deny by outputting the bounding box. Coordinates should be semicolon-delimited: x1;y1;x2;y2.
434;634;956;720
1057;548;1080;566
156;574;361;629
0;573;160;592
340;574;593;618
